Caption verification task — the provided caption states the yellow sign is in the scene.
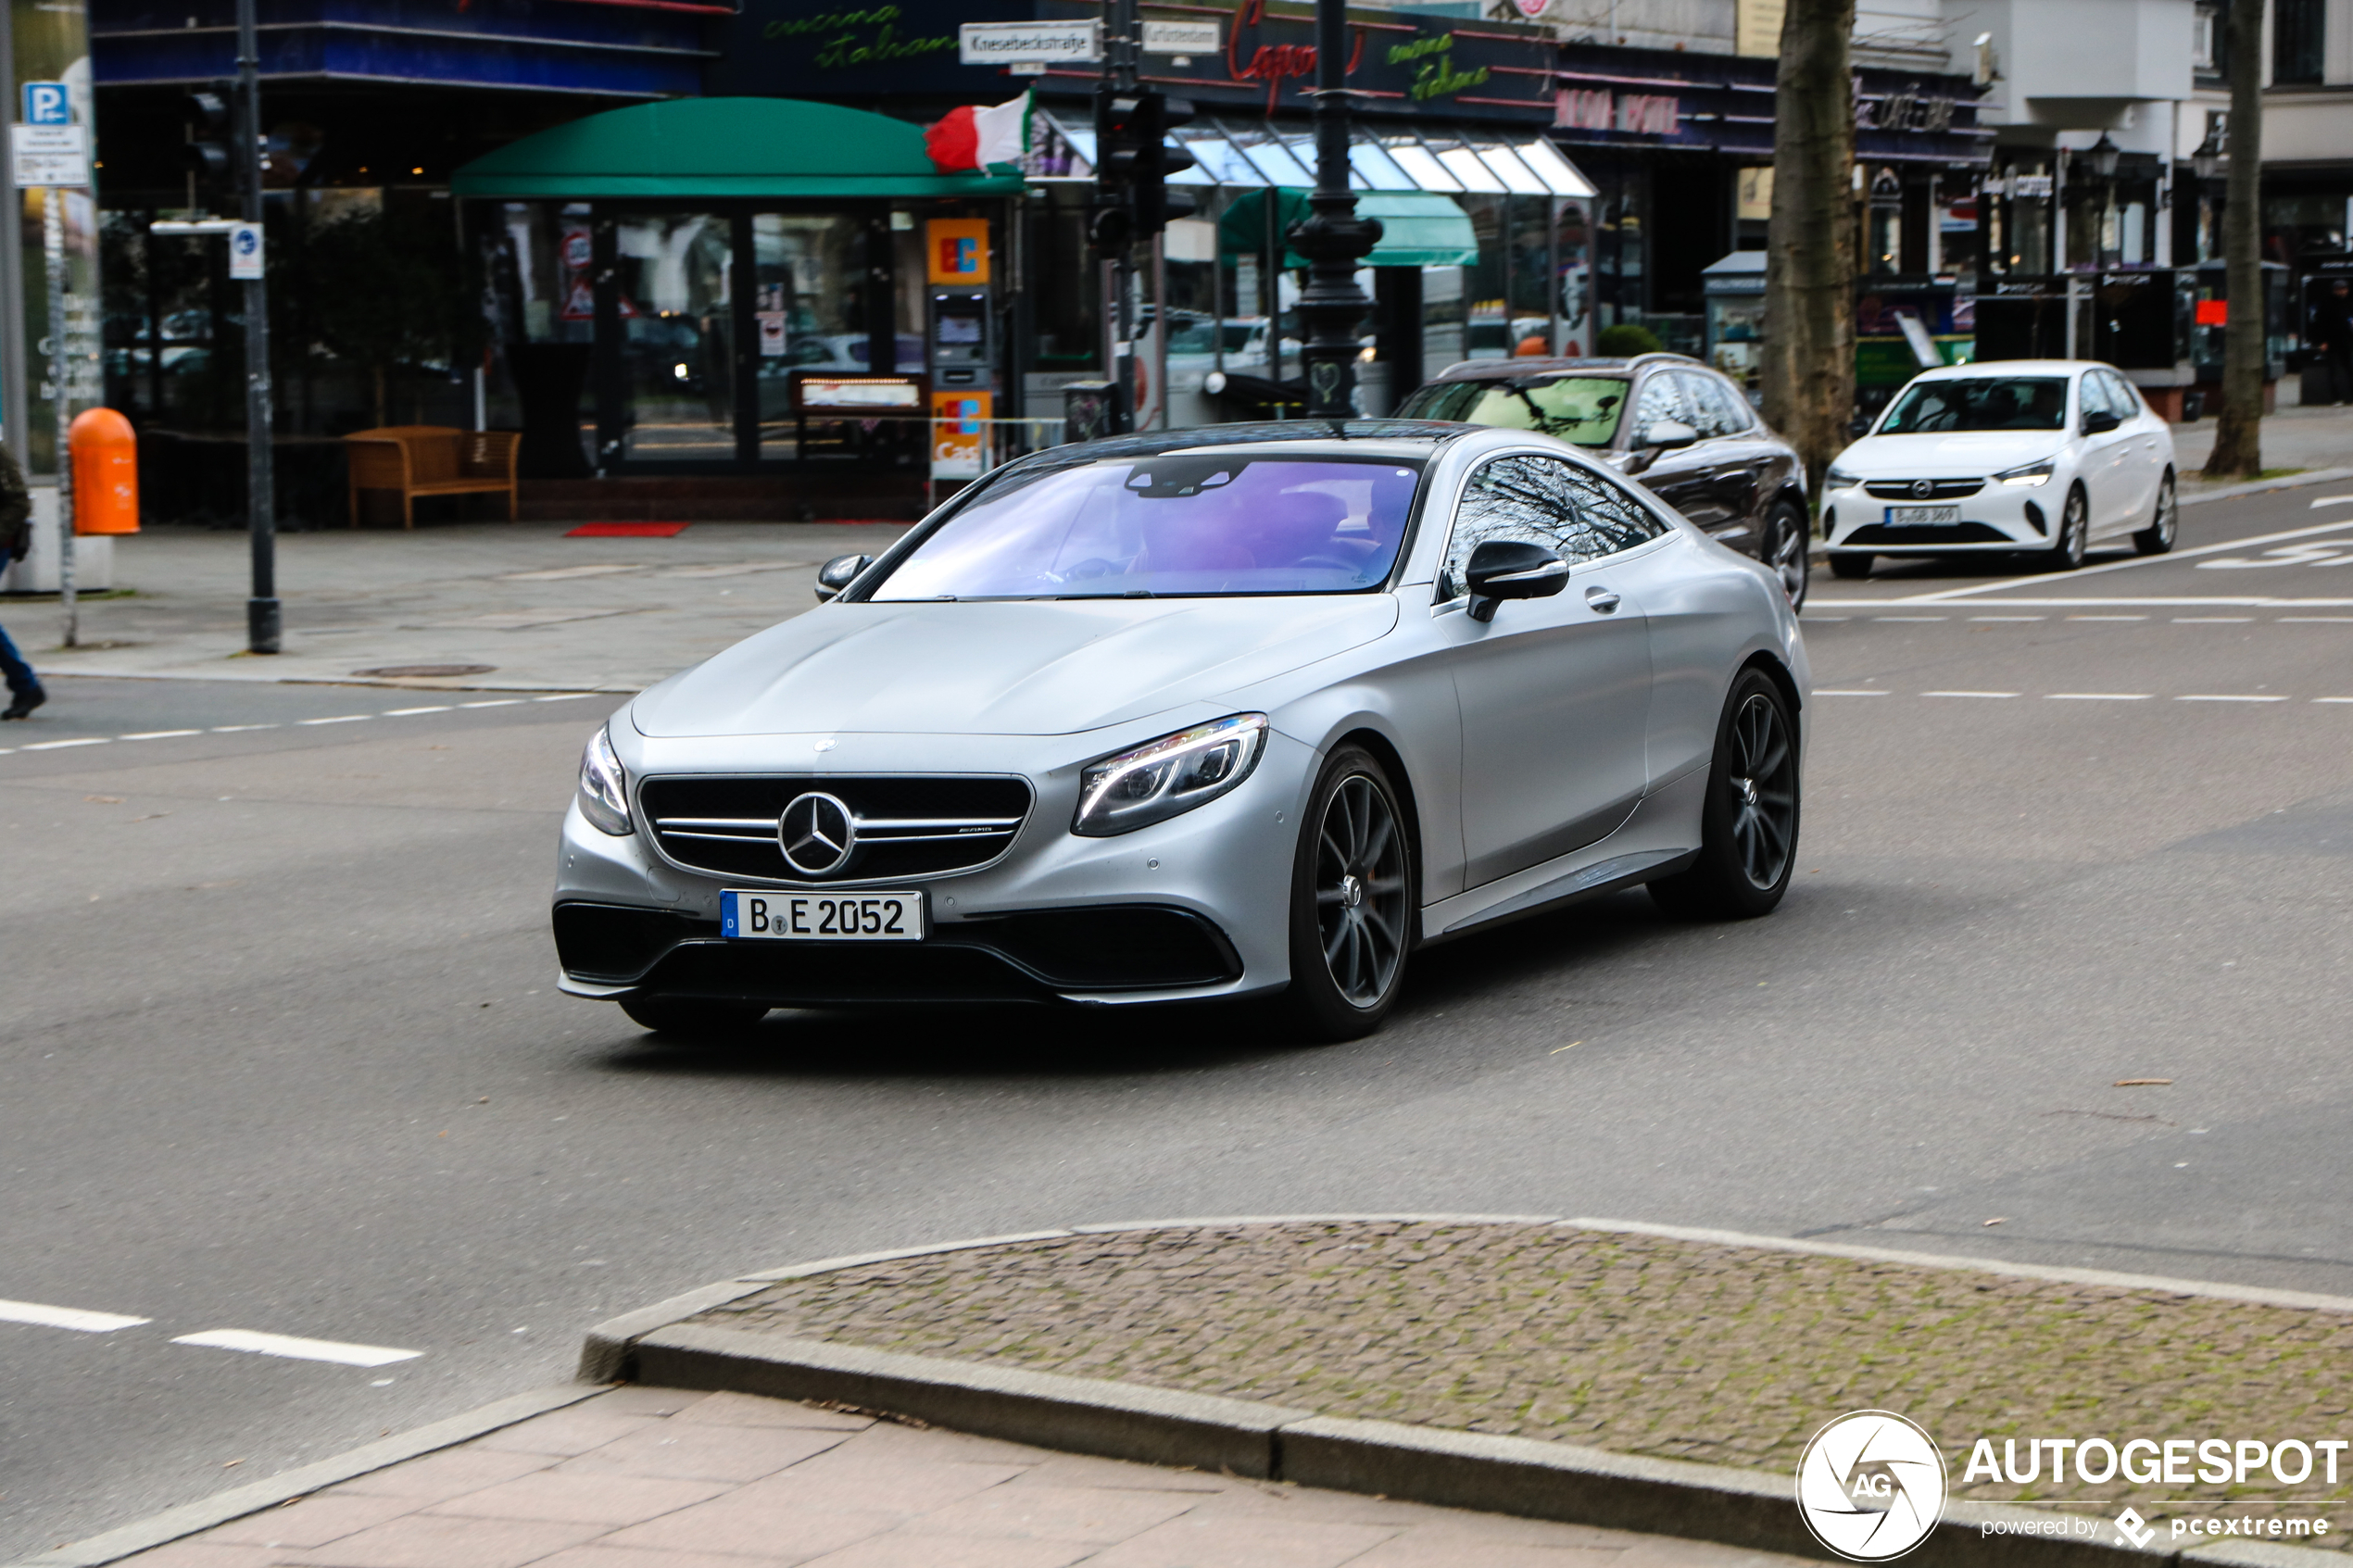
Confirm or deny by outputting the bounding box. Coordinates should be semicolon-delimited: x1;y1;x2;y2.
925;218;991;285
1736;0;1785;57
931;388;992;479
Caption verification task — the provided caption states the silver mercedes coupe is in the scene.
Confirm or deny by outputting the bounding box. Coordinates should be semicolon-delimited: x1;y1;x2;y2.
553;420;1810;1042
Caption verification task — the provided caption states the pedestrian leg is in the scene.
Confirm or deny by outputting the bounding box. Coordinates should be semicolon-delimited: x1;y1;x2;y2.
0;620;44;719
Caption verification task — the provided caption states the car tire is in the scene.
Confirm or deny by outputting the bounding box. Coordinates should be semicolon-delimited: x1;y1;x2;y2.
2133;470;2178;556
618;995;769;1037
1762;500;1811;609
1648;669;1800;922
1279;745;1416;1043
2047;485;2089;570
1827;552;1873;580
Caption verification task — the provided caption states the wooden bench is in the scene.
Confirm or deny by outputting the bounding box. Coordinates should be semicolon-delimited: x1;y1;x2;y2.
343;426;520;528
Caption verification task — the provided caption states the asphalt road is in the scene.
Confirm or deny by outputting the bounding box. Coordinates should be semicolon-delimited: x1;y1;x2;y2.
6;478;2353;1558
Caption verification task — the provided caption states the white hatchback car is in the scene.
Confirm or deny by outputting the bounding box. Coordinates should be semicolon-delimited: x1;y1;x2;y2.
1821;360;2178;578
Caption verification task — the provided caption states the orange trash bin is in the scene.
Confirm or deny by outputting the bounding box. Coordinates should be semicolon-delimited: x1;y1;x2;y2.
69;408;139;534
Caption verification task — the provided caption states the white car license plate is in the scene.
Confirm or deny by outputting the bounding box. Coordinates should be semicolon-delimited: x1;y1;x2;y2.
722;889;925;941
1886;505;1961;526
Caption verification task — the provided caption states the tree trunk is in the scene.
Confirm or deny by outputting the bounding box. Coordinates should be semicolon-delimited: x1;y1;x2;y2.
2205;0;2266;479
1760;0;1857;504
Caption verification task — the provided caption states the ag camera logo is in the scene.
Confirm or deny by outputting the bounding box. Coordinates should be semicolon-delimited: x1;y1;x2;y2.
1796;1411;1948;1561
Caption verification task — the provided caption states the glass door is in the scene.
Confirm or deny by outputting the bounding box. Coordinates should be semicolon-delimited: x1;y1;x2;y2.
752;212;875;460
606;211;736;464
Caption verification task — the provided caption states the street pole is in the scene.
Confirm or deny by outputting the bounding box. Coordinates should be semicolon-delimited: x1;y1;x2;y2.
1107;0;1137;434
236;0;280;654
44;187;74;646
1291;0;1380;420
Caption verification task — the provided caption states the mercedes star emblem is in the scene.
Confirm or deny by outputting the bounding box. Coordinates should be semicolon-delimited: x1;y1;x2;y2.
1909;479;1935;499
778;792;856;876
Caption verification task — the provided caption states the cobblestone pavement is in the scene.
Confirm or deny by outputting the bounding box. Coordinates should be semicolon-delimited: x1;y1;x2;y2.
694;1222;2353;1535
115;1386;1806;1568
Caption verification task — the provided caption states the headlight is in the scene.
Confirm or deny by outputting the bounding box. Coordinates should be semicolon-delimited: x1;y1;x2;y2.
1074;713;1268;837
1996;458;2056;486
577;724;633;836
1825;465;1862;489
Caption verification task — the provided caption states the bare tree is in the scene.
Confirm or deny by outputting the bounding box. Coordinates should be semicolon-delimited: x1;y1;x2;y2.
1761;0;1857;500
2205;0;2265;479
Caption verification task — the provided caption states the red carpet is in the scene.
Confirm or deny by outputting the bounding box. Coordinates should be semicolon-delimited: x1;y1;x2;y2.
566;521;691;537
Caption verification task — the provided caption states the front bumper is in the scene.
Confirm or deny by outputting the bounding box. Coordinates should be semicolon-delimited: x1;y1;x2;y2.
1822;480;2057;553
551;727;1310;1008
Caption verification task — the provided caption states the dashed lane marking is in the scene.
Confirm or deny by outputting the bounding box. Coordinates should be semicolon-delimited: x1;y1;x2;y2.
0;696;599;759
382;706;451;715
0;1298;150;1332
297;714;372;725
2047;693;2153;701
1969;615;2045;621
20;736;107;749
1815;689;1890;696
171;1329;422;1367
1923;690;2019;698
2173;617;2255;623
120;729;202;740
2067;614;2149;621
2179;694;2289;702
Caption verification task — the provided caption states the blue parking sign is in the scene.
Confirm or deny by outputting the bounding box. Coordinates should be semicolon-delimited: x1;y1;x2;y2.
21;82;69;126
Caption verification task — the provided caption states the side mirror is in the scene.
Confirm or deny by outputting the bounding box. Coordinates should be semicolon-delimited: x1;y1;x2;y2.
1849;415;1872;437
1464;539;1568;623
1642;419;1700;450
2081;408;2122;435
814;553;873;602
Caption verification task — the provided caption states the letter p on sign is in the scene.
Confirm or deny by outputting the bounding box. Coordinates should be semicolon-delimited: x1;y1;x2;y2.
21;82;68;125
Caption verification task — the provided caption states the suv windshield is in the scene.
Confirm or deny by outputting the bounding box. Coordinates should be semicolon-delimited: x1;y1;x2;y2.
868;455;1424;601
1879;376;2069;433
1393;376;1629;446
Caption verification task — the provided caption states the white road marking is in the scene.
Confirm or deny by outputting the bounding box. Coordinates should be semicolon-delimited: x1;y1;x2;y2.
2067;614;2149;621
2280;616;2353;622
382;706;451;716
2046;693;2152;701
2173;616;2254;623
2316;697;2353;704
0;1298;150;1333
171;1329;422;1367
1883;516;2353;603
21;736;107;749
211;724;276;733
1923;690;2018;698
1874;615;1947;622
1969;615;2045;621
2178;695;2287;703
532;693;597;701
1816;689;1890;696
120;729;202;740
297;715;372;725
459;699;524;709
2309;495;2353;508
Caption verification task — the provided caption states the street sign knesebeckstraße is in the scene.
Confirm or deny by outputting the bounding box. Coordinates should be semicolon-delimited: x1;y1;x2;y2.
11;122;88;188
228;222;264;280
958;19;1100;65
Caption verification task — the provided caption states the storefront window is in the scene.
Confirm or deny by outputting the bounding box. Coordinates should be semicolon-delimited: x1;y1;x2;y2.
612;213;736;462
752;212;871;456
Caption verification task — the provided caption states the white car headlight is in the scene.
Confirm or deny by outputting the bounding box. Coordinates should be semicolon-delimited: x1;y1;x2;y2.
1825;465;1863;489
1996;458;2056;487
577;724;633;836
1075;714;1268;837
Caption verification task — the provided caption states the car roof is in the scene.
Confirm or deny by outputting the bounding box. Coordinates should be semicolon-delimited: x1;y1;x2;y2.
1010;420;1470;470
1427;353;1703;383
1911;359;2095;378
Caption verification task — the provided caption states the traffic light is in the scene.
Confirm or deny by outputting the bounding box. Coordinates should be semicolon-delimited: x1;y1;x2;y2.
1091;86;1144;254
183;85;234;205
1132;94;1198;238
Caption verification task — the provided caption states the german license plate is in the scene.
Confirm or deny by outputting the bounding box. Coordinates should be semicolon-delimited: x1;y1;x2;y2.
1886;505;1961;525
722;889;925;941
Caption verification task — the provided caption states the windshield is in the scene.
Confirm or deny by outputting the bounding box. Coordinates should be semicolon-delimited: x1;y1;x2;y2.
1879;376;2070;433
1164;320;1259;355
868;456;1424;601
1393;377;1629;446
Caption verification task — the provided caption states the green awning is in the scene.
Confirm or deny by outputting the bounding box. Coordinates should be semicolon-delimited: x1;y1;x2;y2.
451;97;1026;200
1217;189;1480;269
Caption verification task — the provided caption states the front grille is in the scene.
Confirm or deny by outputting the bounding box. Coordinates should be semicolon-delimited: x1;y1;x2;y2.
638;773;1032;884
1842;521;2013;546
1863;478;1985;500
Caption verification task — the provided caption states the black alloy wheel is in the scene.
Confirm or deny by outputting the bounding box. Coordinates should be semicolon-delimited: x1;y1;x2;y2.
1649;669;1800;920
1828;552;1874;580
1282;746;1415;1041
2047;486;2089;571
2133;471;2178;556
619;995;770;1037
1764;500;1811;609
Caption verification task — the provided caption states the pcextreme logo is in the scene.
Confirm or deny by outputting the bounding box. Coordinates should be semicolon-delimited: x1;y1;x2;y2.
1795;1411;1949;1561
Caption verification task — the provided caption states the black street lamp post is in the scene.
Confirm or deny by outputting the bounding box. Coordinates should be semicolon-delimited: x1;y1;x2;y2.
1288;0;1380;420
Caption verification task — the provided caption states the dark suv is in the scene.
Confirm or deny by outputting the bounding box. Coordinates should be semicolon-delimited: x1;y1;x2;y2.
1394;354;1812;608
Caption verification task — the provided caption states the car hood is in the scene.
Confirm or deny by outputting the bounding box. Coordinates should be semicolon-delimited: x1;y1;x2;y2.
632;596;1400;739
1840;432;2065;476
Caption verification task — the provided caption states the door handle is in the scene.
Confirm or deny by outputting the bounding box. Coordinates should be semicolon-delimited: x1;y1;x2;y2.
1585;586;1621;612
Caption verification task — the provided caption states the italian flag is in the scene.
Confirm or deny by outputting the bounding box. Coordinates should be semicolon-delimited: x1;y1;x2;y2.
925;92;1031;174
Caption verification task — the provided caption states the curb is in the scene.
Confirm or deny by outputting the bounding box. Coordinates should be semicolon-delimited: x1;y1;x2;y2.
5;1382;606;1568
581;1214;2353;1567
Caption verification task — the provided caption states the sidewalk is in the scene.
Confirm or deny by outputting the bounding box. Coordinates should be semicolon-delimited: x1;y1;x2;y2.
2172;400;2353;494
103;1386;1805;1568
0;521;907;696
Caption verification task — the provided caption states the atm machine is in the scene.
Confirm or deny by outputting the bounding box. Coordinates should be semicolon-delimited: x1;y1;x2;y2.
925;219;1000;483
